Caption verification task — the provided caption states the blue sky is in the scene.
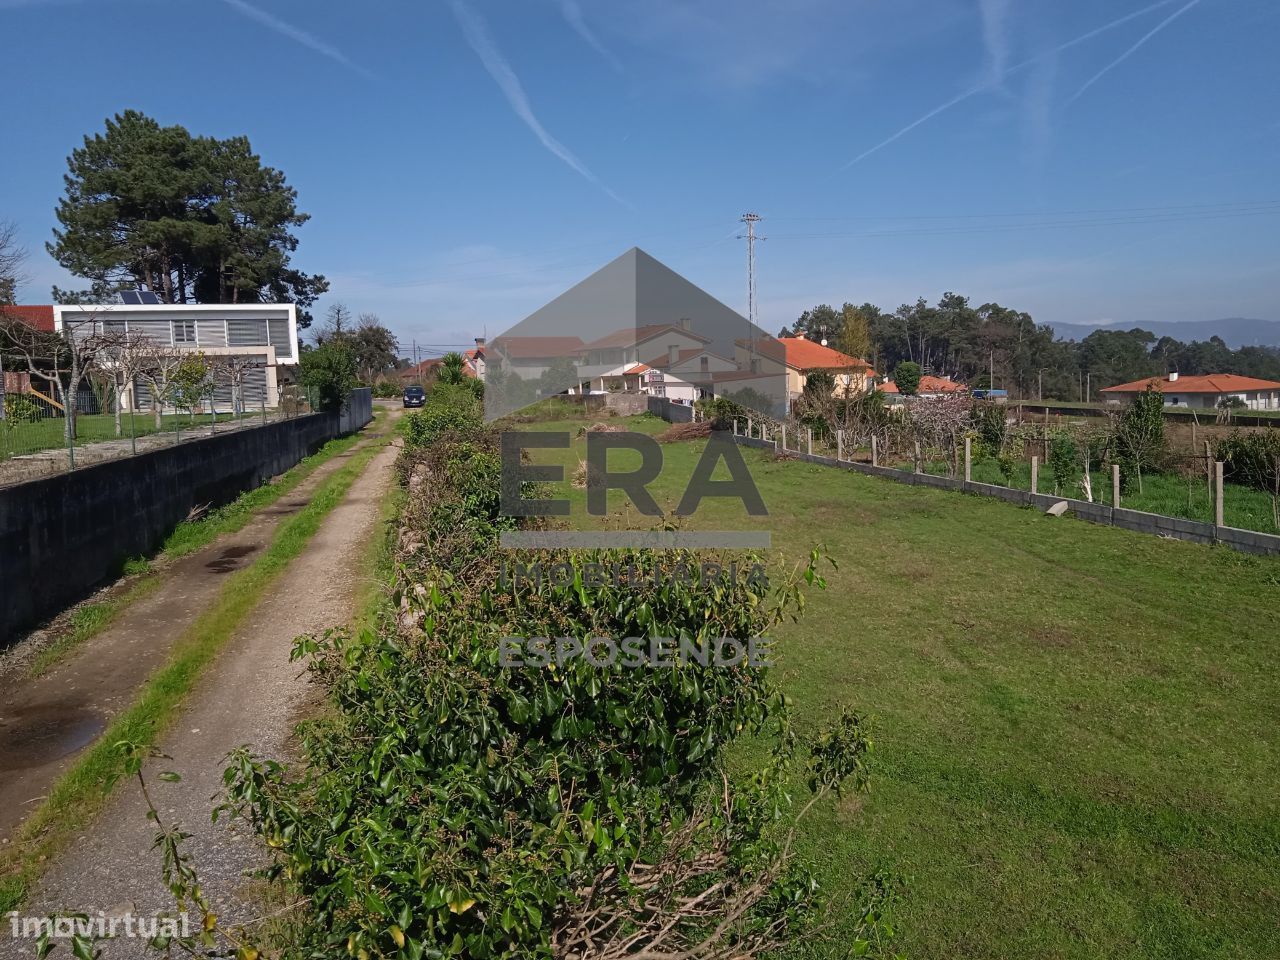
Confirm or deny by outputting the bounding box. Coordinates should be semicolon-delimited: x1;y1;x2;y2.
3;0;1278;354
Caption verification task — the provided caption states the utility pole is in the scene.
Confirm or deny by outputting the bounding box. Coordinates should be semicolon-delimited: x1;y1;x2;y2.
1038;368;1044;402
1086;371;1092;404
739;213;764;371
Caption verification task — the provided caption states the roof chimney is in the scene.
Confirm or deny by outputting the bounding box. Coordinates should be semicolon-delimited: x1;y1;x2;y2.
795;332;806;340
475;336;486;348
1169;371;1179;382
667;344;678;366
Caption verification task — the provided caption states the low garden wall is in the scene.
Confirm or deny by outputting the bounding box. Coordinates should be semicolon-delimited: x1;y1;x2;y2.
0;388;373;646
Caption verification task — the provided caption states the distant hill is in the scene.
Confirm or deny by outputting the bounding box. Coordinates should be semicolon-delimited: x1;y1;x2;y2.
1045;318;1280;349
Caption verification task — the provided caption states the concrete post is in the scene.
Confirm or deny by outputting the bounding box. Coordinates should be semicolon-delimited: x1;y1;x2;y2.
1112;463;1121;507
871;436;879;467
747;416;753;438
807;427;812;456
1215;461;1225;526
914;441;922;473
964;437;972;483
781;425;787;451
837;429;843;461
1031;455;1039;495
733;418;739;436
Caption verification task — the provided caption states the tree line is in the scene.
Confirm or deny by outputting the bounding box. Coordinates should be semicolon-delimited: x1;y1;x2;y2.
783;296;1280;401
46;110;327;324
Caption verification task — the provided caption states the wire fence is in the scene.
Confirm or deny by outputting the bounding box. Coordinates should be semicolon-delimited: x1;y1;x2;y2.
736;410;1280;537
0;384;320;488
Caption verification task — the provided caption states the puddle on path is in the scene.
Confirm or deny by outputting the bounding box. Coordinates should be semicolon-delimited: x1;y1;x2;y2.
0;704;105;772
204;543;260;574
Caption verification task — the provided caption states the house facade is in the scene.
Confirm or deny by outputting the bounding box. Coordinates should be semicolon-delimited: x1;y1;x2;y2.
882;375;968;400
1100;373;1280;410
734;335;876;408
54;303;298;410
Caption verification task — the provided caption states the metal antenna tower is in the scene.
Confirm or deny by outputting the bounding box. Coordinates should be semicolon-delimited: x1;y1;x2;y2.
739;212;762;328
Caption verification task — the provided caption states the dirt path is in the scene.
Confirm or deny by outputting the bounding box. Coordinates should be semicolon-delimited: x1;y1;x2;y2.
0;424;378;841
0;423;402;958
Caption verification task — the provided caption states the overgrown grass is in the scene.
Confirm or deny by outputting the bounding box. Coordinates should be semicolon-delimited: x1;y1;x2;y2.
520;415;1280;960
0;437;387;915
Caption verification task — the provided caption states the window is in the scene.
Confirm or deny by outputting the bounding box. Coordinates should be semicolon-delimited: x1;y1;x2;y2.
173;319;196;344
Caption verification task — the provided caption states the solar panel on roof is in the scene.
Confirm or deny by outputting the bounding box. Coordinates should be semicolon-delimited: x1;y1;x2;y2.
137;291;160;304
119;291;142;304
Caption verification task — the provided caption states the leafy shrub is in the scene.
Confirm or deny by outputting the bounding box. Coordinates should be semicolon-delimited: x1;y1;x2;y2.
1216;430;1280;493
1048;430;1081;495
222;390;891;959
401;384;483;448
1113;384;1167;491
371;378;402;398
299;340;358;413
2;392;41;424
892;361;921;396
971;402;1007;458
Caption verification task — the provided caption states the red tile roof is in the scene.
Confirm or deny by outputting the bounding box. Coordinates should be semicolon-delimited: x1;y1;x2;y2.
776;337;869;371
491;336;585;359
882;375;967;394
1101;374;1280;394
1;305;55;332
582;324;710;350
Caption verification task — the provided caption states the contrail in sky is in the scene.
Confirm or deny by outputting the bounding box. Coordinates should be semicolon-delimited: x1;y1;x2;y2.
1066;0;1201;105
450;0;626;205
557;0;624;72
841;0;1187;169
220;0;376;80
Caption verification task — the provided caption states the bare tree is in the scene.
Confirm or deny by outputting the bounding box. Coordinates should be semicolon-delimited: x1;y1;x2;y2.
208;353;261;416
0;307;107;440
96;329;159;435
133;338;186;428
0;219;28;304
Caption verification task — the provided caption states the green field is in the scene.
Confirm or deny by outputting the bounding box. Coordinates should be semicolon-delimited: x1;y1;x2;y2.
519;413;1280;960
0;410;272;459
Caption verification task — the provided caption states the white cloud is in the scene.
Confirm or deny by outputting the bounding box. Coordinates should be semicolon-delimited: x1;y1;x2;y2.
449;0;626;205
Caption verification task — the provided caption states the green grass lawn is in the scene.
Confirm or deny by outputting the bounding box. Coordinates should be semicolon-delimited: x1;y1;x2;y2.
0;411;271;459
514;414;1280;960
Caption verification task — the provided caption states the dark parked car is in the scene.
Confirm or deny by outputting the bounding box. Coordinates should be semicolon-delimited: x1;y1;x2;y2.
403;385;426;408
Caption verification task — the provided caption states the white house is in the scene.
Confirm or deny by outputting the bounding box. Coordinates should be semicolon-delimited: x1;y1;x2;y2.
54;302;298;410
1100;373;1280;410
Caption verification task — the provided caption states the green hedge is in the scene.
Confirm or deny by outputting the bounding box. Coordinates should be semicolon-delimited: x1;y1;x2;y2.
223;394;893;959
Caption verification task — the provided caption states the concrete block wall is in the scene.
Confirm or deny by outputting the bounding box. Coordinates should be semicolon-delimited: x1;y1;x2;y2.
647;396;694;422
724;428;1280;559
0;388;373;647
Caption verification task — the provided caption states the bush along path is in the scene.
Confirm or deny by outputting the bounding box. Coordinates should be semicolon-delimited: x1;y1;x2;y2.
157;385;905;960
0;418;394;923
